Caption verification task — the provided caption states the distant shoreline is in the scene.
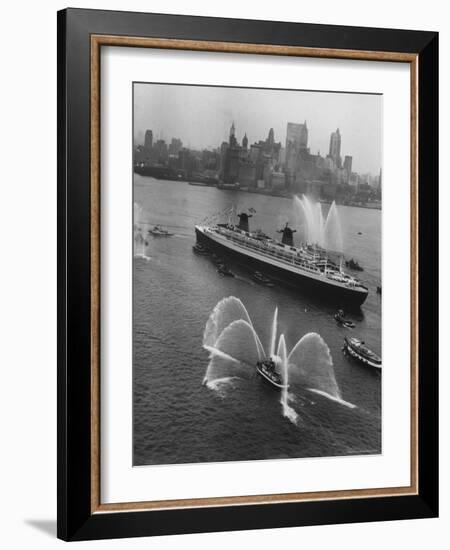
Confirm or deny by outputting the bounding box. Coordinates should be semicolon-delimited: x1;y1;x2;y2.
134;172;382;211
224;186;382;210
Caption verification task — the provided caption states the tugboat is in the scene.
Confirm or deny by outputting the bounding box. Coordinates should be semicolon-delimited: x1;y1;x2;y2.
345;258;364;271
211;253;223;266
148;225;173;237
334;309;355;328
217;264;234;277
252;271;274;287
256;358;287;389
342;336;382;370
192;243;210;255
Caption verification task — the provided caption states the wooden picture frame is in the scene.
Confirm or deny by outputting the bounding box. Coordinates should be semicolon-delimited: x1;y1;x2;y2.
57;8;438;541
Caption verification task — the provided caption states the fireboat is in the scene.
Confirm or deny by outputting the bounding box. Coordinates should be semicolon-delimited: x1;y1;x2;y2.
256;358;288;390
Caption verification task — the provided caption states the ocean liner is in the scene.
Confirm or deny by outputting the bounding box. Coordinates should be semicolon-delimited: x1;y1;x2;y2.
195;211;368;306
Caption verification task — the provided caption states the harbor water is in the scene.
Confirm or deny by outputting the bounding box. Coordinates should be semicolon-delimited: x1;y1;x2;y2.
133;174;382;466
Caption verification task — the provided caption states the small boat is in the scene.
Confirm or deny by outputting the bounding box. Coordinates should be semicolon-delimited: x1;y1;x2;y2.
357;231;362;235
148;225;173;237
192;244;209;255
256;359;287;390
188;181;209;187
211;253;223;265
217;264;234;277
342;336;382;369
345;258;364;271
334;309;355;329
252;271;274;287
188;175;217;186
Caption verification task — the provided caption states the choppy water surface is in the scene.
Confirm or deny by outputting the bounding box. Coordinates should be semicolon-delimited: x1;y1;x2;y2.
133;175;381;466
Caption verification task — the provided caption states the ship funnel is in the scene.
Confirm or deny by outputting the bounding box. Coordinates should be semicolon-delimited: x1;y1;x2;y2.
237;212;252;232
278;223;296;246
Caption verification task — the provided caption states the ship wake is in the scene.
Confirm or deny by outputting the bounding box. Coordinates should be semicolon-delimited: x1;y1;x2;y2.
133;202;151;260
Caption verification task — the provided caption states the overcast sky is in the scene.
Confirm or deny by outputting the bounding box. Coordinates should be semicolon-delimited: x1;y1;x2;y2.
134;83;382;175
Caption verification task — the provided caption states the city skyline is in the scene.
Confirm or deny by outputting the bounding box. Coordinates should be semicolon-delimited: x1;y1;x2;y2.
134;83;382;175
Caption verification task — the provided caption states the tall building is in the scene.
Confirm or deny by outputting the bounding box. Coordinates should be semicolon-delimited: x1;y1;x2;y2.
153;139;168;163
285;121;308;176
249;143;261;163
168;138;183;156
223;147;240;183
286;121;308;150
328;128;342;168
223;122;240;183
220;123;282;187
201;149;220;171
343;155;353;174
229;121;238;147
144;129;153;151
219;141;229;175
178;148;191;171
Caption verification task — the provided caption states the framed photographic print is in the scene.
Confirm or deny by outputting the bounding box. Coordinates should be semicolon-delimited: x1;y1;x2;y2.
57;8;438;541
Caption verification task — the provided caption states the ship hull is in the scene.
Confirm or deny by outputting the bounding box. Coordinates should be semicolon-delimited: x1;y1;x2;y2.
256;365;287;390
343;339;382;369
134;165;179;180
195;227;368;307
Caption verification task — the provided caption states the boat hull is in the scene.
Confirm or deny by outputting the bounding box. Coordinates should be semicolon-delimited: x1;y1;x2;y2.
195;227;368;307
343;341;382;369
256;365;287;390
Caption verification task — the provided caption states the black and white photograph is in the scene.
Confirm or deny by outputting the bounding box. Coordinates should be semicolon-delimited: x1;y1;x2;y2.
132;83;382;466
0;0;443;545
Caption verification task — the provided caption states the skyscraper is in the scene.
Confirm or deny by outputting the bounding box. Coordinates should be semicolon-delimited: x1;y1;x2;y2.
144;129;153;151
343;155;352;173
168;137;183;156
223;122;240;183
219;141;229;175
285;121;308;174
229;121;238;147
328;128;342;168
286;121;308;150
153;139;168;163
